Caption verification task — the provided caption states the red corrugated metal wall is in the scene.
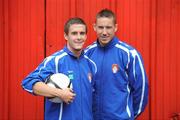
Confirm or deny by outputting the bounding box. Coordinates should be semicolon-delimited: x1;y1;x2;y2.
0;0;4;117
151;0;180;119
0;0;179;119
0;0;45;119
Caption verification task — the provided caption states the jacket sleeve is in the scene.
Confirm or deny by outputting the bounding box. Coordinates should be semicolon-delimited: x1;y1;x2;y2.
21;56;55;94
128;49;149;117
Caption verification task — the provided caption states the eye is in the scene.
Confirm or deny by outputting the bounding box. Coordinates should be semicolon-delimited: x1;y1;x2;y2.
71;32;77;35
80;32;86;35
106;26;112;29
97;26;104;29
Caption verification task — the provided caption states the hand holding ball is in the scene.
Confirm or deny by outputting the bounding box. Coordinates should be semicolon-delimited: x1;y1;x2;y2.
46;73;73;103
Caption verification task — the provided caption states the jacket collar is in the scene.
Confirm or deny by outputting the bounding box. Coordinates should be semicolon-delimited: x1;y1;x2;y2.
63;46;84;59
96;36;119;49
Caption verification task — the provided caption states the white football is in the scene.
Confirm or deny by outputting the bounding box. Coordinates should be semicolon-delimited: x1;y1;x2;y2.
46;73;72;103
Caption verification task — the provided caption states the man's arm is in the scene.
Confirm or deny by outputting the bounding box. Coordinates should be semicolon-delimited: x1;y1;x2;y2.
33;82;75;104
128;49;149;117
21;56;75;104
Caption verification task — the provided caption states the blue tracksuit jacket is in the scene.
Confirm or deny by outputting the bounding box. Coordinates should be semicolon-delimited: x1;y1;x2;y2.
22;46;97;120
85;36;148;120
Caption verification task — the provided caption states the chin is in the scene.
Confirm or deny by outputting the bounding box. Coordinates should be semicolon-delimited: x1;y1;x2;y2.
100;40;109;44
76;45;83;49
74;48;82;51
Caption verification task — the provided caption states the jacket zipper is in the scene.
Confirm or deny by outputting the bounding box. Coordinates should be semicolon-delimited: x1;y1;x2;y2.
77;59;83;120
100;48;105;118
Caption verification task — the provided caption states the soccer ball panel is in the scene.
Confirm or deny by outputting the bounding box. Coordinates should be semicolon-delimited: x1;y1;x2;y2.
46;73;72;103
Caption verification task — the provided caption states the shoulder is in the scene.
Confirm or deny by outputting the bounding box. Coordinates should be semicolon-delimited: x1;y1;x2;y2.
115;40;140;57
83;55;97;74
114;40;143;69
115;40;133;52
44;50;68;64
84;42;97;54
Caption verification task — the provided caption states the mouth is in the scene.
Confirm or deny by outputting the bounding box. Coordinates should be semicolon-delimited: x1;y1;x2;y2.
100;37;110;41
75;41;84;43
74;41;84;45
100;36;109;39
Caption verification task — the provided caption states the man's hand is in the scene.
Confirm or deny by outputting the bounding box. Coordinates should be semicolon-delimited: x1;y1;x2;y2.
57;88;76;104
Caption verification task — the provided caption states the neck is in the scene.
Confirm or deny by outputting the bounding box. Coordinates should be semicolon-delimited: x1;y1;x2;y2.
73;50;82;58
67;45;82;58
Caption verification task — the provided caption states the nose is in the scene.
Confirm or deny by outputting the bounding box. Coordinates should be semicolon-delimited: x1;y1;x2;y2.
102;28;107;36
77;33;81;40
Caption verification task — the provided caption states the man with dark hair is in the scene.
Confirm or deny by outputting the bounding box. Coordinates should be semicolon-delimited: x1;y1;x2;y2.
22;17;97;120
85;9;148;120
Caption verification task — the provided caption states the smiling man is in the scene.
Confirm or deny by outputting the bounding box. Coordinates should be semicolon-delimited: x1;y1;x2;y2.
85;9;149;120
22;17;97;120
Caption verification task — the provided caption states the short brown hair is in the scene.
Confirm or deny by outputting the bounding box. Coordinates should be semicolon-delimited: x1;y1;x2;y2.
96;9;116;24
64;17;87;35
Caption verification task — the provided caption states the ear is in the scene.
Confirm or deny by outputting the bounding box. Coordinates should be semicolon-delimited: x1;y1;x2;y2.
64;32;68;41
93;23;97;32
114;24;118;32
84;34;87;40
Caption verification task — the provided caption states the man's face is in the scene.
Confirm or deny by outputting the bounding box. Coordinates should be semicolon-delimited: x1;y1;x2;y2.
65;24;87;52
94;17;117;46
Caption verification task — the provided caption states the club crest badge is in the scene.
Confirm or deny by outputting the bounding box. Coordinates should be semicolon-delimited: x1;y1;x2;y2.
112;64;119;73
88;73;92;83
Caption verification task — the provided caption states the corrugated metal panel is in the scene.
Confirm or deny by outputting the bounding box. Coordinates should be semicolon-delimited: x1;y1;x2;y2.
0;0;4;118
151;0;180;119
0;0;45;119
0;0;180;119
1;0;10;119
